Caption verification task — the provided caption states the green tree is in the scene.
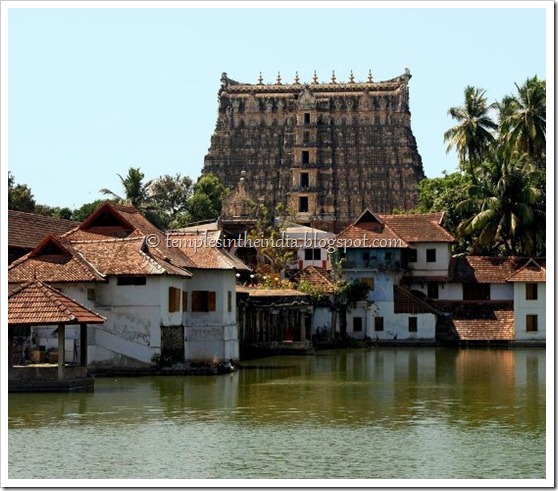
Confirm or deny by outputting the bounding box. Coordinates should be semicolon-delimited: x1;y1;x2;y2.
71;199;109;221
8;172;36;212
444;86;498;181
498;76;546;167
186;174;229;223
415;172;473;253
456;146;545;256
149;173;193;229
34;204;73;220
100;167;153;209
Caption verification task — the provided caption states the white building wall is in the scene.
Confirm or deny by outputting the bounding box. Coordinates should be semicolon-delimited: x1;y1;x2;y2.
183;269;239;362
513;282;546;341
406;282;462;301
491;283;514;300
406;243;452;277
311;306;333;336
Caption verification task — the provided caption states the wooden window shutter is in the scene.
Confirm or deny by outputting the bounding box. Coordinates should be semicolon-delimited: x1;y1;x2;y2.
208;291;216;312
182;291;188;312
192;291;202;312
168;287;180;313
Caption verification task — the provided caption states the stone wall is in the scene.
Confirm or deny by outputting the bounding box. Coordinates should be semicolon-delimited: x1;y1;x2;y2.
204;70;425;232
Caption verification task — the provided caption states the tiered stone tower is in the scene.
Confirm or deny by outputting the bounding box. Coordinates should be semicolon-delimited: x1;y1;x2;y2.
203;69;425;232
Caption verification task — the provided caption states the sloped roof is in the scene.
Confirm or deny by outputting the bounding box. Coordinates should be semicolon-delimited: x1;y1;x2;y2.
8;210;79;250
70;237;192;277
167;232;251;271
8;281;106;326
507;258;546;282
336;209;409;248
236;286;309;298
393;285;442;315
8;236;106;284
379;213;455;243
434;301;514;341
297;266;336;294
450;256;546;284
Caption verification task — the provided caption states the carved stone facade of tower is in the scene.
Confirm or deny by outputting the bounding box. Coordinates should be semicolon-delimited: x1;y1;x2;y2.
203;70;425;232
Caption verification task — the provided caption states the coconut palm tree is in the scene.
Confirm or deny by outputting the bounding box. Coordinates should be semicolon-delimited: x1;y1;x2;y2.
100;167;153;208
498;76;546;167
444;86;498;181
456;146;545;256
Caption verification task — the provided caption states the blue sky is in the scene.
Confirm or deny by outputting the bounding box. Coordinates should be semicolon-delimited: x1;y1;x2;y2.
5;3;549;210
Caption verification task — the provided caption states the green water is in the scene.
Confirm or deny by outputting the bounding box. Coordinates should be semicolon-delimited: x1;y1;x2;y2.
8;348;546;480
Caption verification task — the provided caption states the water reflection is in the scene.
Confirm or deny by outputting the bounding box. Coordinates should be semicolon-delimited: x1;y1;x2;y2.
8;348;546;479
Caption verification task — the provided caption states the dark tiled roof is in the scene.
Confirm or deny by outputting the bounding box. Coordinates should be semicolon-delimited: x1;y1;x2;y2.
8;210;79;250
450;256;546;284
8;281;106;326
393;285;442;315
336;210;408;248
379;212;455;243
434;301;515;341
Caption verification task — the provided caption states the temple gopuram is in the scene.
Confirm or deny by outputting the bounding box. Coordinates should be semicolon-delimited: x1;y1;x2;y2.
203;69;425;232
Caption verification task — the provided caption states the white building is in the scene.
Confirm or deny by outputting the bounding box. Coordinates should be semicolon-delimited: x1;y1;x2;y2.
8;203;250;368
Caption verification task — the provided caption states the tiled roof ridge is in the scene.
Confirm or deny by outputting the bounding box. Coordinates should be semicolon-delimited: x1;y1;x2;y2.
9;234;71;268
73;250;108;281
68;236;146;244
137;247;168;275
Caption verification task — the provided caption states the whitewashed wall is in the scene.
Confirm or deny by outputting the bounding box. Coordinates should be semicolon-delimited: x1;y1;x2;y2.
406;243;452;277
513;282;546;341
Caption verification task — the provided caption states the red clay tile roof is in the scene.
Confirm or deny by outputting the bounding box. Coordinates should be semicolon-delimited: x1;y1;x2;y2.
507;259;546;282
70;238;192;277
434;301;515;341
8;281;106;326
379;213;455;243
297;266;336;294
8;210;79;250
8;236;106;284
450;256;546;284
167;232;251;271
336;210;409;248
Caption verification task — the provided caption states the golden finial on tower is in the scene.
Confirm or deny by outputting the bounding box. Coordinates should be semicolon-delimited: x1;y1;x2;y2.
258;72;264;84
367;69;373;83
349;70;355;83
330;70;336;84
312;70;319;84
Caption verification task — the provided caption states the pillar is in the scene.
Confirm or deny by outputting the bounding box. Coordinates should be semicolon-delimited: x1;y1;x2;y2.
57;323;66;380
300;311;306;342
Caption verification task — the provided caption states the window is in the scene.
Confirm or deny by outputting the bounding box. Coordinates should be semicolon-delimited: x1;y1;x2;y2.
168;287;181;313
526;314;538;332
86;288;96;302
526;283;538;300
463;283;490;301
117;276;147;286
302;131;310;144
304;248;321;260
192;291;217;312
298;196;309;213
426;249;436;263
407;249;417;263
301;150;310;165
227;290;233;313
408;317;418;333
427;283;439;299
300;172;309;188
362;277;375;290
182;291;188;312
304;112;311;124
353;317;363;332
374;317;384;332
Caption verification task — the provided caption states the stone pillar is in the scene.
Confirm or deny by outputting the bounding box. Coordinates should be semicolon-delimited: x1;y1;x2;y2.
57;324;66;380
300;311;306;343
80;323;88;367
